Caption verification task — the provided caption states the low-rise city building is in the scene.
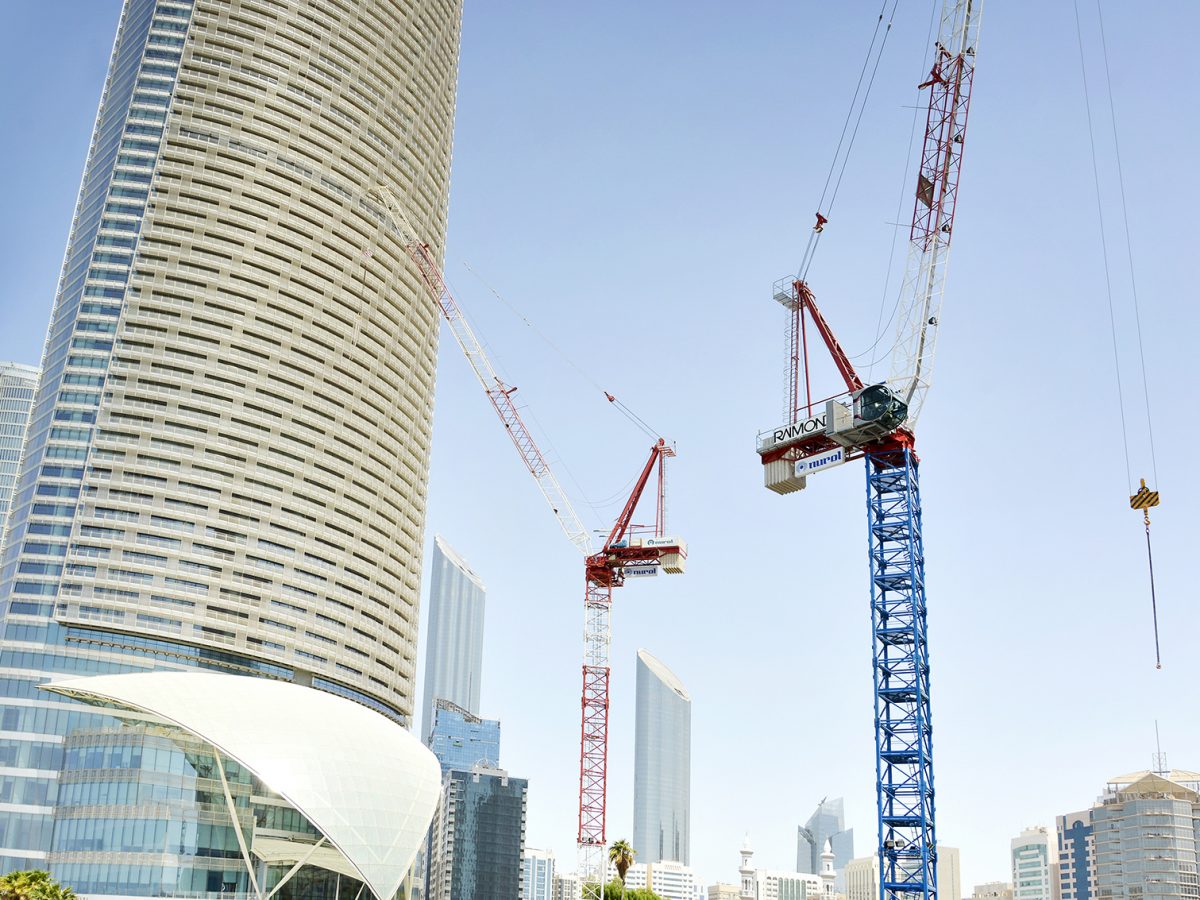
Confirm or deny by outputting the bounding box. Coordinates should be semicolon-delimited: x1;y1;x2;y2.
1056;810;1095;900
972;882;1015;900
616;859;699;900
843;846;958;900
1012;826;1060;900
553;871;584;900
524;847;556;900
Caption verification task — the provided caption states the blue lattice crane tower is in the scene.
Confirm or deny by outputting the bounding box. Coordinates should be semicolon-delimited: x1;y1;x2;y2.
755;5;983;900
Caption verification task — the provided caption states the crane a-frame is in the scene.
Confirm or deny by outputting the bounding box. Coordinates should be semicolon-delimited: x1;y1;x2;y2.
756;5;982;900
371;188;686;894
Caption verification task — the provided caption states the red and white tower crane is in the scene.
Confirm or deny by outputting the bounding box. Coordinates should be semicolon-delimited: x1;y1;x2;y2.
371;188;686;895
756;5;982;900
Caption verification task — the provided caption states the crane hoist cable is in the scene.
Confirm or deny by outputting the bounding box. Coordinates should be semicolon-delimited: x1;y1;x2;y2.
797;0;899;281
462;260;664;443
1074;0;1164;668
1130;480;1162;669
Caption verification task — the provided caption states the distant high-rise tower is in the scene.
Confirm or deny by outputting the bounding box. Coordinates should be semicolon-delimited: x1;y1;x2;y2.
0;362;38;544
1012;827;1060;900
427;698;500;775
421;535;486;742
428;764;528;900
0;0;462;884
798;797;854;882
1057;810;1095;900
633;649;692;865
1093;769;1200;900
523;848;556;900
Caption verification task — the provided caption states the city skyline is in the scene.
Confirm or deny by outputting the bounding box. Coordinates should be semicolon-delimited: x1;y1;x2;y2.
3;1;1197;893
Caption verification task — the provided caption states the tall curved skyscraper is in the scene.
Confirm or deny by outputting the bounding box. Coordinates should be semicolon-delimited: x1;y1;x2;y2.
0;0;462;887
633;648;692;866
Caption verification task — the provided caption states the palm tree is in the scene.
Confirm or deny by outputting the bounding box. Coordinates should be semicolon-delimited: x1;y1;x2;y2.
0;871;75;900
608;839;636;894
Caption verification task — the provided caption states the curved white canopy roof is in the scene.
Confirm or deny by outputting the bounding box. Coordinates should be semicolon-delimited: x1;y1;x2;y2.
45;672;441;900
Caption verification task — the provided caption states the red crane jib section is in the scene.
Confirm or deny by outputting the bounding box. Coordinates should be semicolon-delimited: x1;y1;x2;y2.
578;439;682;849
406;240;553;481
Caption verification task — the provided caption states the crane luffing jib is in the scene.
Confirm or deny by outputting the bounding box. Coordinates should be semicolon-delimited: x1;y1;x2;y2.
370;186;593;557
887;0;982;426
757;0;980;484
755;7;984;900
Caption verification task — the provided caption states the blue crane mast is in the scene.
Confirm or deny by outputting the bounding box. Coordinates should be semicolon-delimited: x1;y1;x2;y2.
755;5;983;900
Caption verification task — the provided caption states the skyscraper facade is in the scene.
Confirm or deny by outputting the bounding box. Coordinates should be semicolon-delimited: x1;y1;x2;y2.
798;797;854;881
1093;770;1200;900
633;648;692;865
0;0;462;882
1057;810;1096;900
1012;826;1060;900
427;764;528;900
420;535;485;742
0;363;39;544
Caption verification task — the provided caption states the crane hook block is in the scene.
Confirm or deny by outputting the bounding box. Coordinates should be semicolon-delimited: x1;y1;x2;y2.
1130;478;1161;512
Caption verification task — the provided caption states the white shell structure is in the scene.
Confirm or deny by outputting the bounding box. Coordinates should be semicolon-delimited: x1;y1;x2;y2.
44;671;441;900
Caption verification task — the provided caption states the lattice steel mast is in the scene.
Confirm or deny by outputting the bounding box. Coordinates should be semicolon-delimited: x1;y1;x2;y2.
755;6;983;900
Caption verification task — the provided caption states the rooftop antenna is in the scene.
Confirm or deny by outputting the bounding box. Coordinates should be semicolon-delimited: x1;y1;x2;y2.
1152;721;1168;776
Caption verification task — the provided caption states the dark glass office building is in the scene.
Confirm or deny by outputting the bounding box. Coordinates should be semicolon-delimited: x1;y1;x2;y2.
426;765;527;900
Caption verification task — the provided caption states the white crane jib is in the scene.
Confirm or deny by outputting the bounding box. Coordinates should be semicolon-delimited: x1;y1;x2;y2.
887;0;983;429
370;185;593;557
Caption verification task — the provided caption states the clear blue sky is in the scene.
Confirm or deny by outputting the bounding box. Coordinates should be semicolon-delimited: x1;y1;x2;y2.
2;1;1198;892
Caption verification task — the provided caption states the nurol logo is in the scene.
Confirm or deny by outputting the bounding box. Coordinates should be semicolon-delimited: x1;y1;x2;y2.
772;412;826;445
